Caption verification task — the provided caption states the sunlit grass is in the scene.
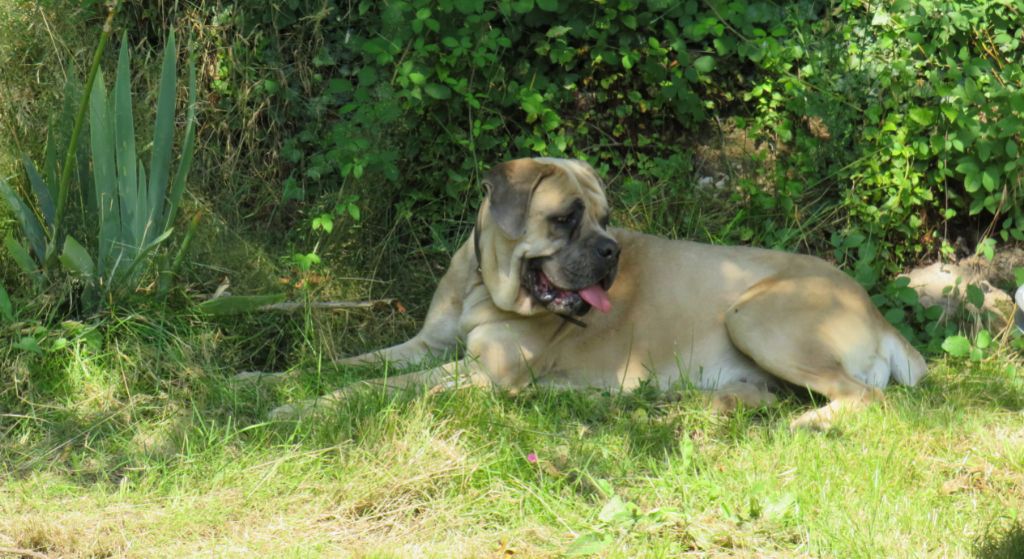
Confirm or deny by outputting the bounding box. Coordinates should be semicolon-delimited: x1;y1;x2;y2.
2;323;1021;558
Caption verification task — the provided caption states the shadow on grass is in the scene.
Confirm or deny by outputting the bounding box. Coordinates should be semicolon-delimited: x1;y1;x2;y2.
975;521;1024;559
3;344;1019;493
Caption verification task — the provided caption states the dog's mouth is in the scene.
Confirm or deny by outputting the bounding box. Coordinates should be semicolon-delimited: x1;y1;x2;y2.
524;262;614;317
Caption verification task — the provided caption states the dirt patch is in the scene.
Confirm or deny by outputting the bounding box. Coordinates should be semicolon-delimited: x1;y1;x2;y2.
692;119;775;195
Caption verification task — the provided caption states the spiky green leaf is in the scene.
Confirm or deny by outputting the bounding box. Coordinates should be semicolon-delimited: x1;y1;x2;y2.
0;178;46;261
113;33;140;252
90;68;119;277
43;120;59;190
0;284;13;324
165;58;197;230
22;156;56;227
46;63;85;192
4;234;42;285
135;157;148;259
147;30;177;244
118;226;173;286
59;234;96;278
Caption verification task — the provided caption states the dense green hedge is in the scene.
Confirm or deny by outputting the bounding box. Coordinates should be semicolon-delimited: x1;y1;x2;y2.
117;0;1020;272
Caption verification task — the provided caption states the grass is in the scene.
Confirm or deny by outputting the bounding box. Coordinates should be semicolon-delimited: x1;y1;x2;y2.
1;314;1022;558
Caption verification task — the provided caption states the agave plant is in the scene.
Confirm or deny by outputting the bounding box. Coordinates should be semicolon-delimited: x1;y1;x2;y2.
0;27;196;309
82;30;196;290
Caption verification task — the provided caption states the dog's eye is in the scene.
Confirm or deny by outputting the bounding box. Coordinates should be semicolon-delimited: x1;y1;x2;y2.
550;199;584;229
550;211;579;227
599;215;610;228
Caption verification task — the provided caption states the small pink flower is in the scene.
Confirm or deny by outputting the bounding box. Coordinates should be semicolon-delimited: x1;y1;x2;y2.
526;452;538;463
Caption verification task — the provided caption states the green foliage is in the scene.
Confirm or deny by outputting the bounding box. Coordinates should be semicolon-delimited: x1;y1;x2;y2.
185;0;1023;279
6;0;1024;371
213;0;743;246
86;31;197;295
842;0;1024;261
698;0;1024;266
566;477;682;556
941;329;992;361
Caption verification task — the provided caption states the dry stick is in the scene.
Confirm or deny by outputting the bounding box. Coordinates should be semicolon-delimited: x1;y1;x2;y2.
0;545;50;559
256;299;398;312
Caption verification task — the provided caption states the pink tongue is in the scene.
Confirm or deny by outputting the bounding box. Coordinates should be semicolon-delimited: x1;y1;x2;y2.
578;284;612;313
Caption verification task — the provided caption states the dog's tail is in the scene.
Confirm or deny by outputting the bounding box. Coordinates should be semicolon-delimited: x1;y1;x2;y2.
881;329;928;386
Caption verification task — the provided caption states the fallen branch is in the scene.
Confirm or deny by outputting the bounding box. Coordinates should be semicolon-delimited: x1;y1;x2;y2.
256;299;399;313
0;546;51;559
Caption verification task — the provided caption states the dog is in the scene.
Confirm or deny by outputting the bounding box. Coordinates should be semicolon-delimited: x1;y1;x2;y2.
268;157;927;428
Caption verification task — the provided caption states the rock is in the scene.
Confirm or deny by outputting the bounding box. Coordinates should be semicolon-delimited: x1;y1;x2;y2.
1015;285;1024;333
902;260;1014;331
957;247;1024;291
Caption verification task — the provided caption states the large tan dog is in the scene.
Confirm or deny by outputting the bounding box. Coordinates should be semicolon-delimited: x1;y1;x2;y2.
271;157;927;428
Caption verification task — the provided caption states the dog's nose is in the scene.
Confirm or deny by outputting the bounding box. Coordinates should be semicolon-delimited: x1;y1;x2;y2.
594;236;620;261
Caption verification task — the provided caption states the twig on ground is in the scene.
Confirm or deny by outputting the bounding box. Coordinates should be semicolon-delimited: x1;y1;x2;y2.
0;546;51;559
256;299;398;312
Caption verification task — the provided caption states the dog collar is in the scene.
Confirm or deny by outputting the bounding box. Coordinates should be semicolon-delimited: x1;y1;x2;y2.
473;225;482;273
560;314;587;328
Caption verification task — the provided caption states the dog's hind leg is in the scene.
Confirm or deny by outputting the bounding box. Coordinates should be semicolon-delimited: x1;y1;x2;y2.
724;274;893;430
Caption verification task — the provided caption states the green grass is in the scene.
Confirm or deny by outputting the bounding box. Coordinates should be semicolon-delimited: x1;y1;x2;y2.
2;316;1022;558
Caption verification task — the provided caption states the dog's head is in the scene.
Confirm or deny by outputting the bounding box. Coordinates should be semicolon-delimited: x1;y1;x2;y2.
475;158;619;318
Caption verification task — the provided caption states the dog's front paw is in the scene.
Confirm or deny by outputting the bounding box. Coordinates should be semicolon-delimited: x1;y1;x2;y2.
788;408;834;431
231;370;291;384
268;399;317;421
268;389;348;421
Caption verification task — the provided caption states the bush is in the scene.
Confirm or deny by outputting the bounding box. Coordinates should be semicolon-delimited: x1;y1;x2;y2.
122;0;1020;269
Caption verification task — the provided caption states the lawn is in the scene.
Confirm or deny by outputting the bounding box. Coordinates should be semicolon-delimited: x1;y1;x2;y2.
2;342;1022;558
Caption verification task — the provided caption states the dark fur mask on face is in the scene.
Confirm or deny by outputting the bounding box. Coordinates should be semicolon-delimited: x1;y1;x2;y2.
476;158;618;320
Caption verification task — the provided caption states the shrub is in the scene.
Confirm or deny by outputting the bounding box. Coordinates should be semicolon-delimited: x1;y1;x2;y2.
160;0;1021;270
1;20;197;313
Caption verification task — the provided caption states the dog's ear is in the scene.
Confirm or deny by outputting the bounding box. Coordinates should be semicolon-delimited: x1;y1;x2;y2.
483;159;554;238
